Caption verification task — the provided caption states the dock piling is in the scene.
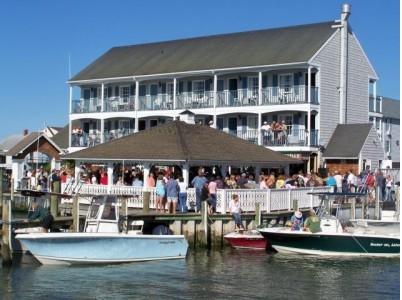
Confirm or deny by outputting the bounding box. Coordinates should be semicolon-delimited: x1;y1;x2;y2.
72;196;79;232
143;191;150;213
50;181;60;217
1;173;12;265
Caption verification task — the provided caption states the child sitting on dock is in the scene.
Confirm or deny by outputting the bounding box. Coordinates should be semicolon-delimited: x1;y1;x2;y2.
229;194;245;231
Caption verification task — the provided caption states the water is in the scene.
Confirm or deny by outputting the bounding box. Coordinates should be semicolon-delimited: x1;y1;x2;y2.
0;250;399;300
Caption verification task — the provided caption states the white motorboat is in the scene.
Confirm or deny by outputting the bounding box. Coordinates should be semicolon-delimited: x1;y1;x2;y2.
16;195;188;265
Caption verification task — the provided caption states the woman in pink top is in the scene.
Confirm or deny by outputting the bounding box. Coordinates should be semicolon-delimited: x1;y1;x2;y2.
146;172;156;188
208;178;217;214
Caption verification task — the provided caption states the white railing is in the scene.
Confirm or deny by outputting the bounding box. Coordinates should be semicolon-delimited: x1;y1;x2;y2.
62;183;331;213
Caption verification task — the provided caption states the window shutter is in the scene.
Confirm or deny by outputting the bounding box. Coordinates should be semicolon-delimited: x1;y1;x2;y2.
179;81;184;93
130;85;135;96
294;73;300;85
161;83;166;94
242;77;247;89
205;79;211;91
187;81;192;92
217;79;224;91
115;86;119;96
139;85;146;96
262;75;268;88
272;75;278;87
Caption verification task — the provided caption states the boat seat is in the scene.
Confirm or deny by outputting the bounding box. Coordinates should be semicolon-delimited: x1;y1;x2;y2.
128;220;144;235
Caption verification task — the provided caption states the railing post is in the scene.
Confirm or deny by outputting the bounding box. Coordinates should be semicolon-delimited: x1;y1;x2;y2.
266;189;271;213
221;189;227;214
288;189;292;211
309;188;313;208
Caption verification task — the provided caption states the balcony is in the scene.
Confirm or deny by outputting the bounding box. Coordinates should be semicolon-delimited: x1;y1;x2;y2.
104;128;134;142
139;94;174;111
71;131;102;147
262;86;318;105
222;126;319;147
72;99;101;113
177;91;214;109
104;96;135;112
369;96;382;113
71;86;319;114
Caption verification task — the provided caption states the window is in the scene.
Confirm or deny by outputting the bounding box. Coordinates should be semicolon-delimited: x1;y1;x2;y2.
167;83;174;101
279;74;293;93
385;140;391;153
249;77;258;97
120;86;130;103
193;81;205;96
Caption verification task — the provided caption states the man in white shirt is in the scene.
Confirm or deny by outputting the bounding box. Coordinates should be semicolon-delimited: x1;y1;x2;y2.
261;121;272;144
333;170;343;193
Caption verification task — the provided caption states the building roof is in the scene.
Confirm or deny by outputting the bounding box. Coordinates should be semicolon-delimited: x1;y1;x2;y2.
70;21;337;82
7;132;62;157
382;97;400;120
62;121;298;165
51;124;70;150
323;124;373;159
0;134;24;154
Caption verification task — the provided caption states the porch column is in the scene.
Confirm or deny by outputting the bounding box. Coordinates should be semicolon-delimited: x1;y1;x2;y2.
107;163;114;193
213;74;218;108
284;165;290;177
221;165;229;178
142;163;150;188
307;66;312;103
134;81;140;133
11;159;24;191
257;112;262;146
307;110;311;146
100;118;105;143
213;115;217;129
255;165;261;183
182;163;189;188
373;81;377;111
74;161;81;182
101;83;105;112
173;78;177;110
258;71;262;105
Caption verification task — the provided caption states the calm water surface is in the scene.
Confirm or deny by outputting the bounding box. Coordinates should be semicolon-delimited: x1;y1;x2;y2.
0;249;399;299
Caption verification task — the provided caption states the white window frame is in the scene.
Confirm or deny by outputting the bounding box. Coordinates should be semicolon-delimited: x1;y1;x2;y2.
120;85;130;103
249;77;259;98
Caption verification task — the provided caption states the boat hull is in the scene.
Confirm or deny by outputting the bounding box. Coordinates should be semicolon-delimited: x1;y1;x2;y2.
16;233;188;265
259;229;400;257
224;232;267;250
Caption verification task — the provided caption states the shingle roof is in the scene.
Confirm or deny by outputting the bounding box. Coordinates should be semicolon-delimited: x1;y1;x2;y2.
382;97;400;120
7;132;62;157
62;121;298;165
70;21;337;82
0;134;24;153
51;124;70;150
323;124;373;158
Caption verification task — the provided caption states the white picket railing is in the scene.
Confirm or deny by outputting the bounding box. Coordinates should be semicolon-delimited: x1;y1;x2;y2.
62;183;331;213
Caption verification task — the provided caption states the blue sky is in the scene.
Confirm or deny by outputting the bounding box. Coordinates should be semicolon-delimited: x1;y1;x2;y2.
0;0;399;140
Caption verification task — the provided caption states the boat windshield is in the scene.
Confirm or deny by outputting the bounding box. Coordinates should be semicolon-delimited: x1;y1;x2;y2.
88;196;118;220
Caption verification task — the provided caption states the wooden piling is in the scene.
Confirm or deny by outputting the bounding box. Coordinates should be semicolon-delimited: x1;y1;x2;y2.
351;197;356;220
50;180;60;217
255;202;261;227
1;174;12;265
143;191;150;213
72;196;79;232
375;186;380;220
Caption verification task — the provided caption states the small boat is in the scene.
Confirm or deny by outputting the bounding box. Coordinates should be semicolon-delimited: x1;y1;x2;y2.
224;230;267;250
16;195;188;265
259;193;400;257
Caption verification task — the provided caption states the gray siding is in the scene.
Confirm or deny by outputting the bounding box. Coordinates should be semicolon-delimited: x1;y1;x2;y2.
361;126;385;170
384;118;400;162
311;31;341;146
346;34;377;124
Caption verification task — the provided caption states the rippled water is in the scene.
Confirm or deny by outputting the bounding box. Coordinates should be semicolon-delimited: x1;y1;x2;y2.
0;249;399;299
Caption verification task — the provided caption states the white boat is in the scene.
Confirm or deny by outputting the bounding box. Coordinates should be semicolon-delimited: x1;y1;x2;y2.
16;195;188;265
259;193;400;257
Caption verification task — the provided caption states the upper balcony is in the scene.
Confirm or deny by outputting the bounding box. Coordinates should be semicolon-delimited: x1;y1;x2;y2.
71;86;319;115
369;95;382;114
